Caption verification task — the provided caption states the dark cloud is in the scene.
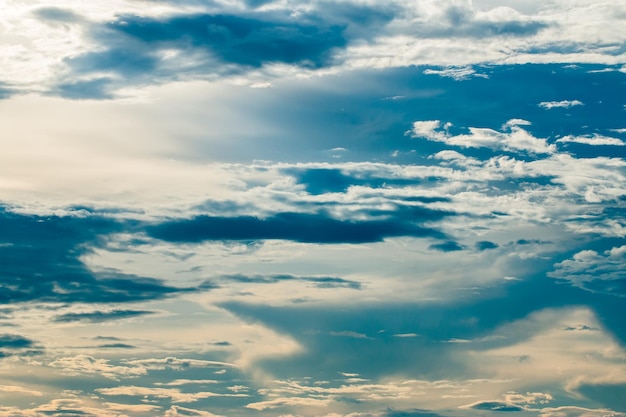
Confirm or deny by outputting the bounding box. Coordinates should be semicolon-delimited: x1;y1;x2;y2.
466;401;523;412
220;261;626;380
429;241;465;252
286;168;423;195
0;207;198;305
54;309;155;323
0;334;35;349
68;12;347;84
97;343;137;349
221;274;362;289
383;409;448;417
147;211;448;244
0;83;14;100
33;7;82;23
475;241;499;251
433;5;549;39
0;334;44;358
53;78;114;100
52;3;398;98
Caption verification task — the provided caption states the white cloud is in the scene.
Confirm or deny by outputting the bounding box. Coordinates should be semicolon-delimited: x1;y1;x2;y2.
557;134;625;146
124;357;237;371
540;406;626;417
48;355;147;380
409;119;556;154
548;245;626;294
96;385;247;403
538;100;584;109
165;405;225;417
423;66;488;80
0;385;42;396
246;396;331;410
465;307;626;393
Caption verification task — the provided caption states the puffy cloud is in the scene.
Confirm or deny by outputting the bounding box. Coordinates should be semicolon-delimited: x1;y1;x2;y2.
124;357;237;371
53;309;155;323
549;246;626;295
48;355;148;380
408;120;556;154
556;134;625;146
96;385;247;403
245;396;332;410
539;406;626;417
165;405;224;417
538;100;584;109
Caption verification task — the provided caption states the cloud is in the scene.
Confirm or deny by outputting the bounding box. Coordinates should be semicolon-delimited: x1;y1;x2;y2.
476;241;499;251
0;399;126;417
548;246;626;296
32;7;83;24
0;334;43;358
97;343;137;349
124;357;237;371
0;334;35;349
556;134;625;146
53;3;396;97
462;400;524;411
0;385;43;397
53;309;155;323
429;241;465;252
539;406;626;417
165;405;224;417
146;211;448;245
0;207;199;305
48;355;148;380
538;100;584;109
220;274;362;290
96;385;247;403
245;396;331;410
330;331;372;339
423;66;488;81
408;120;556;154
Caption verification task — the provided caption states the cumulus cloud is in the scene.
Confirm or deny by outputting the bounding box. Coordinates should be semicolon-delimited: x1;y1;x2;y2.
165;405;225;417
124;357;237;371
539;406;626;417
548;246;626;296
408;120;556;154
556;134;625;146
96;385;247;403
245;396;332;410
538;100;584;109
48;355;148;380
423;66;488;81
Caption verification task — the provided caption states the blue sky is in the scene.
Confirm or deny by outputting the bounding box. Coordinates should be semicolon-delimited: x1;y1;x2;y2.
1;1;626;416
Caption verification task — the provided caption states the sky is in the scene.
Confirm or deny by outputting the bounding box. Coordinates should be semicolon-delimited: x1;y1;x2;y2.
1;0;626;416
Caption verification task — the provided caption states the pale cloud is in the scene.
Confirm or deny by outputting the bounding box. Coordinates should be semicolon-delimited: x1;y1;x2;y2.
556;134;625;146
165;405;225;417
245;396;332;410
539;406;626;417
0;385;43;396
96;385;248;403
156;379;219;386
538;100;584;109
548;245;626;294
123;357;237;371
423;66;488;80
48;355;147;380
0;398;124;417
408;120;556;154
465;307;626;392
